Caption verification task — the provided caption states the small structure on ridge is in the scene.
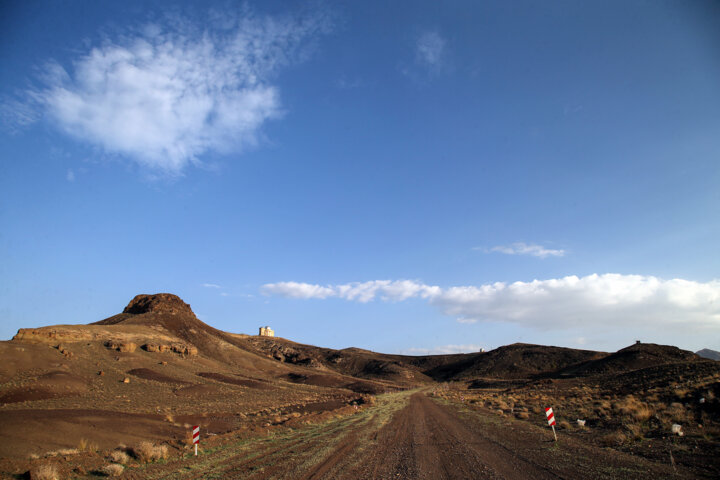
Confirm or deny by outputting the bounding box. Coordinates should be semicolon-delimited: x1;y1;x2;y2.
259;326;275;337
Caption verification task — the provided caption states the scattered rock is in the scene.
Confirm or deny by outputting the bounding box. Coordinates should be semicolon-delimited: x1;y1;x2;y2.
172;344;198;356
143;343;170;353
98;371;105;376
122;377;131;384
105;341;137;353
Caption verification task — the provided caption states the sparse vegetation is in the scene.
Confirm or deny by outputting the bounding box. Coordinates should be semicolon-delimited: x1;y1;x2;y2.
109;449;130;464
99;463;125;476
77;438;98;452
131;441;169;463
28;464;59;480
601;430;627;447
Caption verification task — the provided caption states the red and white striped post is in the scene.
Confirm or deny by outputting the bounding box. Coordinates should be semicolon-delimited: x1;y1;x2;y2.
545;407;557;441
192;425;200;456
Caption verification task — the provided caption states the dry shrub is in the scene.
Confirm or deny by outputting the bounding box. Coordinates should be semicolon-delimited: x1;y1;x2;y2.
515;412;530;420
77;438;98;452
577;407;591;418
132;441;168;463
100;464;124;477
601;430;627;447
29;464;58;480
631;404;654;422
595;400;611;409
624;423;643;440
559;420;571;430
52;448;78;456
614;397;654;423
674;388;689;399
665;402;687;423
109;450;130;464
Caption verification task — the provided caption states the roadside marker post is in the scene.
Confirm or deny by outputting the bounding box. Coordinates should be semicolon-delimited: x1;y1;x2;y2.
545;407;558;442
193;425;200;456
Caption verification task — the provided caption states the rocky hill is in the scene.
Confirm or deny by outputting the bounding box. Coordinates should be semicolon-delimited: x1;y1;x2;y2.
697;348;720;361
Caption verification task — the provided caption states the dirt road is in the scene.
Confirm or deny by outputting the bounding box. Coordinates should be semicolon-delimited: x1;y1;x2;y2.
339;393;556;480
133;391;693;480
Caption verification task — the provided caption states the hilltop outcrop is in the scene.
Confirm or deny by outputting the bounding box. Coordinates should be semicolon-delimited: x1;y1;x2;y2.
122;293;195;316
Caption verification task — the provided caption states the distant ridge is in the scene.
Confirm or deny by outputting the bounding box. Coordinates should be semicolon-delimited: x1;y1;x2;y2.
561;342;702;376
696;348;720;361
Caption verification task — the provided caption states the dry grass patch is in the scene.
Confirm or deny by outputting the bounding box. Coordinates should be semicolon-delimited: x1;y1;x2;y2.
131;441;169;463
600;430;627;447
29;464;59;480
664;402;688;423
99;464;125;477
109;449;130;464
624;422;644;440
78;438;98;452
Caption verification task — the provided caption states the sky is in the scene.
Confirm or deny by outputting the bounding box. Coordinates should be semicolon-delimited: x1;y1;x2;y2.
1;0;719;354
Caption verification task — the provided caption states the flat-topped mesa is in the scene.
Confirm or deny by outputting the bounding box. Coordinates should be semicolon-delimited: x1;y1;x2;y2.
123;293;195;317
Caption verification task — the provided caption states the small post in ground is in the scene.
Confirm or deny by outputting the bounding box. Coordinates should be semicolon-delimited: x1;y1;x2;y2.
545;407;558;442
192;425;200;456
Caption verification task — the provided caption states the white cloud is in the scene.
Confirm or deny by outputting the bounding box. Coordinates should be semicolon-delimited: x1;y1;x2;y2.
401;344;485;355
19;9;331;174
261;274;720;331
261;280;439;303
66;169;75;182
262;281;336;299
416;31;446;70
482;242;565;258
202;283;221;289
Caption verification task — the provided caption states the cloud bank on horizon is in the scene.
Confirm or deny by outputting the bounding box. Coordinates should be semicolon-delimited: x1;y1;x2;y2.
262;274;720;331
14;8;331;174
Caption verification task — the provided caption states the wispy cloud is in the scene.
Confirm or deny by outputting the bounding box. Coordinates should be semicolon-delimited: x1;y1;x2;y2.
401;344;484;355
416;30;446;72
262;274;720;331
202;283;222;289
9;8;332;174
0;97;40;134
479;242;565;258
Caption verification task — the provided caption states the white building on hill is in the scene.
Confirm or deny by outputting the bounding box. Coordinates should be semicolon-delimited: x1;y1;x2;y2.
259;326;275;337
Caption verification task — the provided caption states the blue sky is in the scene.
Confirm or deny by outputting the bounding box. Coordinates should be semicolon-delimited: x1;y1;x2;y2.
1;0;719;353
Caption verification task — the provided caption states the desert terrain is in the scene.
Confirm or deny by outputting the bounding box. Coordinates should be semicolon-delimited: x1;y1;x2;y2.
1;293;718;479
